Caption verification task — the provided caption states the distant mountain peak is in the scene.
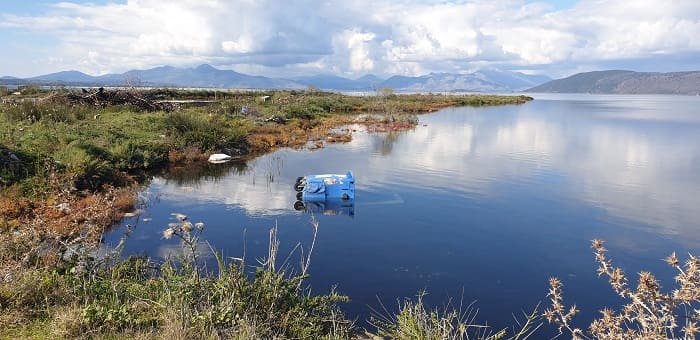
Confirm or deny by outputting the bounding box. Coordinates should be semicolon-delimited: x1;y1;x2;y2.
355;74;382;81
195;64;217;71
146;65;175;71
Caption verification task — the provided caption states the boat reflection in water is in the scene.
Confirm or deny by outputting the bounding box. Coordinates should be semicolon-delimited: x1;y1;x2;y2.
293;199;355;217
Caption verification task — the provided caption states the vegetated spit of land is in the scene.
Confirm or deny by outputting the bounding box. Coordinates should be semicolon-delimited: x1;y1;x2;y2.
0;87;532;231
0;86;531;338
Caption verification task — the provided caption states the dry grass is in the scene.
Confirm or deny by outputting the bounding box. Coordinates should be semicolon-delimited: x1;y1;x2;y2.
0;185;137;277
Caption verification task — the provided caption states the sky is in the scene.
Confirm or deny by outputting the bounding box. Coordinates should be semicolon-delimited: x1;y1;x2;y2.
1;0;699;79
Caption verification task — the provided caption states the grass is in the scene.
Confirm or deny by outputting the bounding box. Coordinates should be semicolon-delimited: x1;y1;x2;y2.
0;101;249;192
0;216;352;339
368;292;541;340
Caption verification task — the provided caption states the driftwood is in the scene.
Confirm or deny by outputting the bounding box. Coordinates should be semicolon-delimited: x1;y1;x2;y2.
42;88;174;112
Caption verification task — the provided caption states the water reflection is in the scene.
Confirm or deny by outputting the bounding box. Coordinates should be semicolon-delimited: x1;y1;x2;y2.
371;131;407;156
143;95;700;241
293;199;355;218
347;97;700;244
162;159;248;185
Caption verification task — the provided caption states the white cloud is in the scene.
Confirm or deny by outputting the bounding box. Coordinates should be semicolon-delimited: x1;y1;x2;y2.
222;39;254;54
1;0;699;77
329;29;378;73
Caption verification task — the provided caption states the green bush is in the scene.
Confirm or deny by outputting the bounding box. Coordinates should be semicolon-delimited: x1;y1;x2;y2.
165;110;247;151
0;146;39;187
110;141;165;170
284;103;324;120
54;143;116;190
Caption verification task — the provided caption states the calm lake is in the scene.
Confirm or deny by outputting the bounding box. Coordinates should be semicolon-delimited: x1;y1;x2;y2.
106;93;700;332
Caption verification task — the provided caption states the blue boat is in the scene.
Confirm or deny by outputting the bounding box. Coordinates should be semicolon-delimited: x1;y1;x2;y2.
294;171;355;201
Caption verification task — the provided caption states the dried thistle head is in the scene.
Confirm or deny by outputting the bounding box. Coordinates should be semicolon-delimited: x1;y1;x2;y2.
683;321;698;338
162;227;174;240
195;222;205;231
687;255;700;275
665;252;679;267
173;213;187;221
609;268;628;293
636;271;660;297
549;277;562;291
591;239;604;250
544;308;556;323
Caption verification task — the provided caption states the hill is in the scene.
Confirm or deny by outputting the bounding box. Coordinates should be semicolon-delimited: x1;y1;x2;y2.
527;70;700;95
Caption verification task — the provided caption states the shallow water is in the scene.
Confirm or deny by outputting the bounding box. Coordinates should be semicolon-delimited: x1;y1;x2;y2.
107;93;700;332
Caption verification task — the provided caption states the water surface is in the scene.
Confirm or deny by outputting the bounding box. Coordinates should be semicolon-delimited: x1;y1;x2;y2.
107;93;700;332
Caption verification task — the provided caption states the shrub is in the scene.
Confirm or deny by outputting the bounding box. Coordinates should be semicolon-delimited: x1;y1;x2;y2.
284;103;324;120
164;111;246;151
54;143;116;190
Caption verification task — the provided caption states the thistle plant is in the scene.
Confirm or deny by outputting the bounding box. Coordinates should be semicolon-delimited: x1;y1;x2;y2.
162;213;205;276
545;239;700;339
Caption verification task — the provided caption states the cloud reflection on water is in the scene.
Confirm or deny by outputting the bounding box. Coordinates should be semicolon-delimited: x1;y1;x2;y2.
152;95;700;242
359;96;700;241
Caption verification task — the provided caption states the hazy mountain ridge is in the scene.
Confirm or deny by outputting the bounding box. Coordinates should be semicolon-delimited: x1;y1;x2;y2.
2;64;549;92
527;70;700;94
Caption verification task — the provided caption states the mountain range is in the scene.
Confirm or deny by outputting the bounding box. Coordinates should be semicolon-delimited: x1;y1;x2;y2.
0;64;549;93
527;70;700;95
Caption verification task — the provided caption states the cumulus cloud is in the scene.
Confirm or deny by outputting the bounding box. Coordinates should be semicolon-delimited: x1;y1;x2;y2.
1;0;699;77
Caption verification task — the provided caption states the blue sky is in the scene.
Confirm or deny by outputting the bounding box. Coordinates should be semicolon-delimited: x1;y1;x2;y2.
1;0;699;78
